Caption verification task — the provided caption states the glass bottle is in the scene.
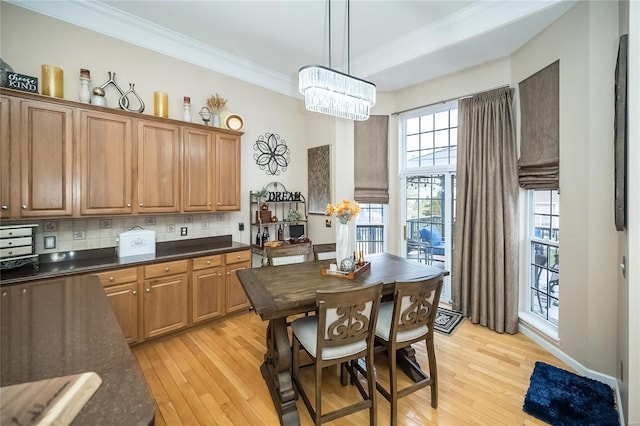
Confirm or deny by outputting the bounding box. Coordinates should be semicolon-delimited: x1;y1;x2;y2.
277;225;283;241
262;226;270;246
256;230;261;247
183;96;192;122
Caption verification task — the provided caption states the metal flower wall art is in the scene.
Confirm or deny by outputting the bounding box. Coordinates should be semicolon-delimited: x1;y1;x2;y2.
253;133;290;175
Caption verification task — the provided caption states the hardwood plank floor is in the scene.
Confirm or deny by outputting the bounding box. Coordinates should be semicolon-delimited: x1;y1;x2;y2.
133;311;566;425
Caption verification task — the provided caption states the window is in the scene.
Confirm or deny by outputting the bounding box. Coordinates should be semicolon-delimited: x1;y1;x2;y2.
356;203;385;255
401;101;458;302
528;190;560;326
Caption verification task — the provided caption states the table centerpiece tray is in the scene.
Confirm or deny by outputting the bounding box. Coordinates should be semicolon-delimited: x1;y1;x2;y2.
320;261;370;280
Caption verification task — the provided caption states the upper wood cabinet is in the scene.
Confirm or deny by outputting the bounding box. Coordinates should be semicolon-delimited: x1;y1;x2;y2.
215;133;241;211
79;110;134;215
18;99;73;217
183;127;214;212
136;120;181;214
1;96;11;219
0;89;242;218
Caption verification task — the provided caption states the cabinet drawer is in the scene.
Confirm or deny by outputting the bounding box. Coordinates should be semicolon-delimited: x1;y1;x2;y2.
225;250;251;265
192;255;223;270
95;267;139;287
0;246;32;257
0;228;33;238
0;237;32;248
144;260;188;279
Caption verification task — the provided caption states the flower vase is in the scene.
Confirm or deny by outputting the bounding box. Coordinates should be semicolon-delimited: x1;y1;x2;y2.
212;114;221;127
336;222;351;269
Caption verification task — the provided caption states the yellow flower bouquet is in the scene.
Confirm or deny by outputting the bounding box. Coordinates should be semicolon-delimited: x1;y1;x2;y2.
325;199;361;225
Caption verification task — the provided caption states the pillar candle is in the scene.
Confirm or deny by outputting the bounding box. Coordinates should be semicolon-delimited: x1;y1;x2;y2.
154;91;168;118
41;65;64;98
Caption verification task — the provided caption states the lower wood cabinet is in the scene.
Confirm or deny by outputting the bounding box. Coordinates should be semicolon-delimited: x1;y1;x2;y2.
143;260;189;340
95;267;140;344
91;249;252;345
224;251;251;313
191;254;224;323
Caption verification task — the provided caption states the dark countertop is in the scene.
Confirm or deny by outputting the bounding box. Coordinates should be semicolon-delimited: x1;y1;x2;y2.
0;275;156;425
1;235;250;285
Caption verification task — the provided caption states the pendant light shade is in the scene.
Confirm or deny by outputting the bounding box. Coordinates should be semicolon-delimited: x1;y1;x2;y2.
298;0;376;121
299;65;376;121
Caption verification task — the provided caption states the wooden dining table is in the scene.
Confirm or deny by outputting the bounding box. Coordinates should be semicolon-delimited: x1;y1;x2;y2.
236;252;447;426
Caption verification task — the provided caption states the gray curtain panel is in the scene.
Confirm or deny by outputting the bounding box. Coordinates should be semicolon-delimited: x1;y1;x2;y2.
518;60;559;189
452;87;519;334
354;115;389;204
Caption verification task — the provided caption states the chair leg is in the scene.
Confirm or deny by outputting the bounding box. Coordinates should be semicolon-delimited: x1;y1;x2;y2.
426;338;438;408
366;351;377;426
315;362;322;426
388;347;398;426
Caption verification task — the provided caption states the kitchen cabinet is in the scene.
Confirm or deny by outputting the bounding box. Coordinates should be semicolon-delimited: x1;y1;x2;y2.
18;99;73;217
137;120;181;214
143;260;189;339
94;267;140;344
183;127;214;212
79;110;134;215
1;96;11;219
215;133;241;211
191;254;224;323
224;250;251;313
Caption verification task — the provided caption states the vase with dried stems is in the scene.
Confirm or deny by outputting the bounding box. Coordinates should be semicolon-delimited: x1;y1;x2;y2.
207;93;227;127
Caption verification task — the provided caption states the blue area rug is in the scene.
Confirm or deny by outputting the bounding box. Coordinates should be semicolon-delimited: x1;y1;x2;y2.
523;362;618;425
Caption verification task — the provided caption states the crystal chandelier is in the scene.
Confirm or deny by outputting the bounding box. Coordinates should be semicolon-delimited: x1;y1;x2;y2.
298;0;376;121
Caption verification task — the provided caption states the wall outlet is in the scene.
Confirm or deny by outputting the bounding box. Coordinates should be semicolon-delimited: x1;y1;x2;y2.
238;222;244;231
180;227;188;236
44;236;56;249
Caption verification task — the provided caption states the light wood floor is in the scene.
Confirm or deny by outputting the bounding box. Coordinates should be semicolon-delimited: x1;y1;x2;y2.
133;311;567;425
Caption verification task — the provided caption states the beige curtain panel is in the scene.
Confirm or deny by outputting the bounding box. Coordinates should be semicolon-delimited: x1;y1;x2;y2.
518;60;560;189
452;87;519;334
354;115;389;204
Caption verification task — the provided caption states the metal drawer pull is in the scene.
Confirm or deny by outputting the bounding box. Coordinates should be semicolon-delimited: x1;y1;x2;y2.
145;288;150;293
109;276;115;281
206;260;211;264
21;205;27;209
1;205;7;210
132;290;137;295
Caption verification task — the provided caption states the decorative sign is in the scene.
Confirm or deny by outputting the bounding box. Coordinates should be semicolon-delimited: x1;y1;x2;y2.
266;191;302;202
253;133;290;175
2;72;38;93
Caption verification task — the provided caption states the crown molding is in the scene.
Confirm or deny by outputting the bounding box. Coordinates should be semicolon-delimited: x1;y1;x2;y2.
6;0;299;97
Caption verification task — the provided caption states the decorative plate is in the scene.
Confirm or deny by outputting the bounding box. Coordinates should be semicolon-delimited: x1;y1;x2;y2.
225;113;244;131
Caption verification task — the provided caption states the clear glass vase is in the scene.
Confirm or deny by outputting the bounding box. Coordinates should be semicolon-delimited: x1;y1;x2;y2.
336;222;351;268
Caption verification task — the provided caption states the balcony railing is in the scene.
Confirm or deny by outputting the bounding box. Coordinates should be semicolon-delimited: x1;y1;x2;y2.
356;225;384;255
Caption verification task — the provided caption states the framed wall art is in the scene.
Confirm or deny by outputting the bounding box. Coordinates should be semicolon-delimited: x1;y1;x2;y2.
614;34;628;231
307;145;331;214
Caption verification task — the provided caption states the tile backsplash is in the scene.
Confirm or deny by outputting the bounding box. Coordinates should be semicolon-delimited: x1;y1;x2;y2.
33;214;234;255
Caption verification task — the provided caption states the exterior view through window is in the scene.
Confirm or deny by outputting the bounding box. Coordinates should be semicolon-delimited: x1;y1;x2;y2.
401;101;457;303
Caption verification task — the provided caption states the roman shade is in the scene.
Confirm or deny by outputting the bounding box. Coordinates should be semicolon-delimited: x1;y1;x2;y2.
354;115;389;204
518;60;560;189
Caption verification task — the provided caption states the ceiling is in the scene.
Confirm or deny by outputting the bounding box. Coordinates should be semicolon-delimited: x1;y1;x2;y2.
11;0;577;97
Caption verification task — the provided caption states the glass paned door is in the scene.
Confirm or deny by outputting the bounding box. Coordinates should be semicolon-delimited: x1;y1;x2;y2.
404;174;454;302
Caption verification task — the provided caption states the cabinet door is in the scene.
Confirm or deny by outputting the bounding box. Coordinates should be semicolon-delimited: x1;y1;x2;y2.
225;261;250;313
104;282;139;344
0;96;11;219
183;128;213;212
214;133;240;211
79;110;133;215
19;100;73;217
192;267;224;323
143;273;188;339
137;120;181;213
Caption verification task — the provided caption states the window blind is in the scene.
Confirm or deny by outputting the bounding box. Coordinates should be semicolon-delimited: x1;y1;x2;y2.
354;115;389;204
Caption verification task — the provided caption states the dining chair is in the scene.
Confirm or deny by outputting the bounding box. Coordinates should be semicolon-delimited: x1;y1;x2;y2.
291;283;383;425
313;243;336;261
266;243;311;266
356;275;444;426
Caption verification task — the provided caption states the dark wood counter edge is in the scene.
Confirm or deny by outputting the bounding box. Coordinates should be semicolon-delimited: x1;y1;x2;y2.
0;240;251;285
